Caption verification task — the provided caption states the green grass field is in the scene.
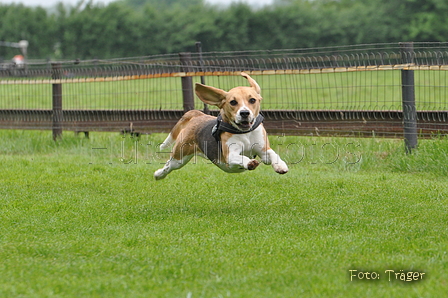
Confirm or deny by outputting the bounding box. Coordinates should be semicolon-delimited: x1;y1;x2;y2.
0;129;447;297
1;71;447;111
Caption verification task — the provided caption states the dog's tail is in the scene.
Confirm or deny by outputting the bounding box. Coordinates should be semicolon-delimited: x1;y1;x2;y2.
159;110;203;150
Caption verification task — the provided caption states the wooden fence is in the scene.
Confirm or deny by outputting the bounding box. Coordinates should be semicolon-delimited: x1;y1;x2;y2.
1;42;448;151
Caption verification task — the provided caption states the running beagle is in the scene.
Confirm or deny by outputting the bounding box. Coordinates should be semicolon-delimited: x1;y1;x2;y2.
154;72;288;180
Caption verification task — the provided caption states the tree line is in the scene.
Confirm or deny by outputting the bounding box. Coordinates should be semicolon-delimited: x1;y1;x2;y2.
0;0;447;60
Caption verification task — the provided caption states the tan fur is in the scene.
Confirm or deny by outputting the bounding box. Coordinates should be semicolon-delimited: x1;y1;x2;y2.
261;127;271;152
170;110;205;140
170;111;215;160
219;132;232;164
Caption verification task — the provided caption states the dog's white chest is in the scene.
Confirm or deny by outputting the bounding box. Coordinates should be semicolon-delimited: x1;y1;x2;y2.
225;126;265;157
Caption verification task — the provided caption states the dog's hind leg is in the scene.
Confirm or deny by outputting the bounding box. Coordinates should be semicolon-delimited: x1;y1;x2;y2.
154;138;197;180
154;154;194;180
160;133;175;150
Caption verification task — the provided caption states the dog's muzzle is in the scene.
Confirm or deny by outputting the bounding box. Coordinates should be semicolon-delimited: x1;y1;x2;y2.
235;110;254;131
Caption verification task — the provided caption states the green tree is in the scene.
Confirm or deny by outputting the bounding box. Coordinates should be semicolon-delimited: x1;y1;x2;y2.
3;0;448;60
58;1;144;59
124;0;204;10
405;0;448;41
0;4;56;59
211;3;253;51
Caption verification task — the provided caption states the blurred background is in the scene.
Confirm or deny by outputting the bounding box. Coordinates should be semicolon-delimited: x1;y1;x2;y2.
1;0;446;60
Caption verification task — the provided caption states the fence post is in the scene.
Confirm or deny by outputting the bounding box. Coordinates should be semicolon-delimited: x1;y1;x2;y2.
52;63;63;140
400;42;417;153
179;52;195;113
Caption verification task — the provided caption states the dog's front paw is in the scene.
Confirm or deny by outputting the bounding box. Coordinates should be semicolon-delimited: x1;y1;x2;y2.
273;161;288;174
154;169;167;180
247;159;260;171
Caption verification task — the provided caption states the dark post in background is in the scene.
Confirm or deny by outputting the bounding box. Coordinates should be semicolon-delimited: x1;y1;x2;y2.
179;52;195;113
52;63;63;140
400;42;418;154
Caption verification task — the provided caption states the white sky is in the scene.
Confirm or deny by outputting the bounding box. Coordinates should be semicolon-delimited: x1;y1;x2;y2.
0;0;275;8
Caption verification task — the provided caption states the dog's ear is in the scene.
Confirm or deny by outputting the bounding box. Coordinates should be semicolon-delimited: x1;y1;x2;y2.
195;83;228;108
241;72;261;94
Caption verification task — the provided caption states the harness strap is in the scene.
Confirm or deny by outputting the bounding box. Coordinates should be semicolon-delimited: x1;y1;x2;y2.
212;113;264;142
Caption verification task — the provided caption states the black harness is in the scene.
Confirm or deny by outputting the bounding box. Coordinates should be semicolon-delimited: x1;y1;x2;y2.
211;113;264;142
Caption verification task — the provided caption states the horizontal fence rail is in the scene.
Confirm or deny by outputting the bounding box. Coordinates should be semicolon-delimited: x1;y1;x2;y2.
1;42;448;145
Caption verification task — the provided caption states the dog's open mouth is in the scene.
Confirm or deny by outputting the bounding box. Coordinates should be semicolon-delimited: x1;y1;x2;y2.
236;120;253;130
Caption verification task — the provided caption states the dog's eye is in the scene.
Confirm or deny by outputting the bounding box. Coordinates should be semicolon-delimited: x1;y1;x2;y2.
229;100;238;106
249;98;256;104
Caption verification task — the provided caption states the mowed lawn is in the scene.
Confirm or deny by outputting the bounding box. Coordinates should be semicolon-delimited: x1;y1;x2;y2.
0;130;447;297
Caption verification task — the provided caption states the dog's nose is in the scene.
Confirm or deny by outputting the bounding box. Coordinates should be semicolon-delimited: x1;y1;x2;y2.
240;110;250;118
